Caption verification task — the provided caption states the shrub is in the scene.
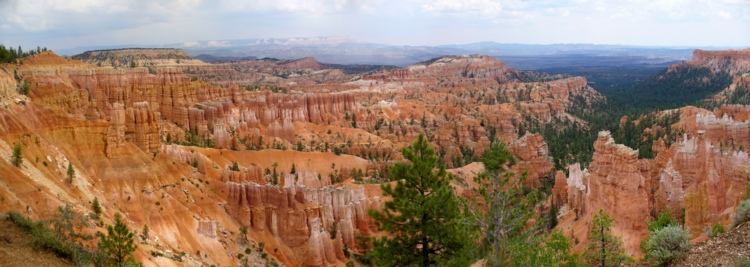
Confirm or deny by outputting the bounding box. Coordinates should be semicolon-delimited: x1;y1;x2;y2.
66;163;75;184
6;211;101;265
708;223;725;238
91;197;102;219
648;211;678;233
585;210;631;266
7;211;35;230
645;225;691;266
230;162;240;171
11;143;22;167
733;199;750;228
140;225;149;242
17;80;29;95
736;257;750;267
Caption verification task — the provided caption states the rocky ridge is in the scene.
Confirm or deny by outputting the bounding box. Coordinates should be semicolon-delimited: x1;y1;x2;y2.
553;106;750;258
72;48;204;67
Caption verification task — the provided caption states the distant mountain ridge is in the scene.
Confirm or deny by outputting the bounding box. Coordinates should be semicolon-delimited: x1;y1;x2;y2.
182;41;696;66
57;38;707;66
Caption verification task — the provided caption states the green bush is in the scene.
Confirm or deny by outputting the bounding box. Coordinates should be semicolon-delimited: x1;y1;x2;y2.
17;81;29;95
648;211;678;233
736;257;750;267
8;211;74;257
708;223;726;238
7;211;35;230
11;143;22;167
6;211;102;265
733;199;750;228
645;225;691;266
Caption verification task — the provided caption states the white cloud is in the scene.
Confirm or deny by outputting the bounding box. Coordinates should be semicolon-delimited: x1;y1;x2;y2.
0;0;748;48
0;0;202;32
416;0;750;22
422;0;503;16
216;0;376;14
206;40;230;47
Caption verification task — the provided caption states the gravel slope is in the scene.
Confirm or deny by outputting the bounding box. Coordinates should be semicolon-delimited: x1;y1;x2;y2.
673;222;750;267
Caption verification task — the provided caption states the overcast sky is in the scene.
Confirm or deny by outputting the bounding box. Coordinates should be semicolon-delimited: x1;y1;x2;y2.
1;0;749;50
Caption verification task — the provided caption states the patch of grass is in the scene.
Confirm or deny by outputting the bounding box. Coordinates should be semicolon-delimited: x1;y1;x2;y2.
736;257;750;267
709;223;726;238
6;211;104;265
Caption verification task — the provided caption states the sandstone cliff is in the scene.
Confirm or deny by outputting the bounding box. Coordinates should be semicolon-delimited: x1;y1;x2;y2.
554;109;750;258
72;48;205;67
554;131;650;256
690;48;750;75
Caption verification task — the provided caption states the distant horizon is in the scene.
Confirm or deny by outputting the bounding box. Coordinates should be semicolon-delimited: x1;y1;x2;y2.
66;37;750;48
19;38;749;54
43;38;747;57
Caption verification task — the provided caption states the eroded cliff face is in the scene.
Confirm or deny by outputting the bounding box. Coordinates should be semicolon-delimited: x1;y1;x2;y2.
494;76;601;123
554;131;651;256
554;106;750;258
0;66;24;107
404;55;515;81
690;48;750;75
72;48;205;67
160;144;378;266
653;134;750;235
224;182;377;266
0;100;237;266
653;106;750;235
552;49;750;256
677;106;750;149
0;52;378;266
180;57;349;87
509;133;554;187
1;50;605;266
354;55;602;167
106;102;161;156
17;52;362;154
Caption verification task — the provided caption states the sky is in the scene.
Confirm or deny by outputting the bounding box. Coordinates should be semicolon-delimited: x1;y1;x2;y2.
0;0;749;50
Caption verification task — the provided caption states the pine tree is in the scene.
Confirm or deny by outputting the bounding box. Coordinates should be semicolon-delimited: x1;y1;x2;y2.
368;135;476;266
271;162;279;185
140;225;149;242
66;162;75;184
585;210;631;267
475;140;542;266
91;197;102;219
10;143;22;167
98;213;138;265
17;80;29;95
